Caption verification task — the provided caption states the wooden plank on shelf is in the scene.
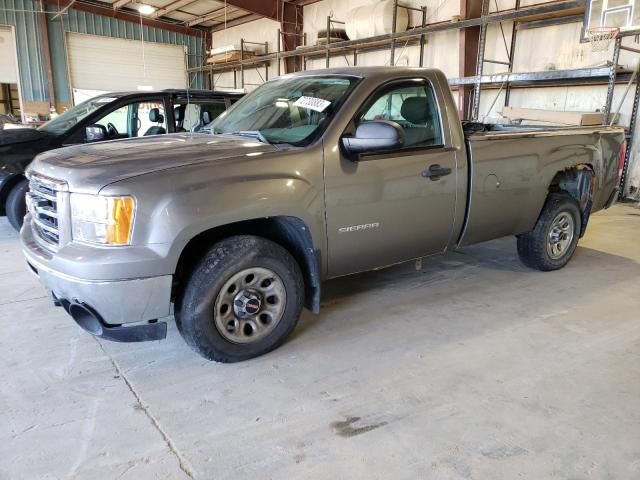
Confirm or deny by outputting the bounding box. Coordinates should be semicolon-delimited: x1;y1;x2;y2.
207;50;256;65
501;106;615;125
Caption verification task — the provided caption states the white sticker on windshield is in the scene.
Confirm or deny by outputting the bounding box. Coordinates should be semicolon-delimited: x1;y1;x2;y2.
294;96;331;112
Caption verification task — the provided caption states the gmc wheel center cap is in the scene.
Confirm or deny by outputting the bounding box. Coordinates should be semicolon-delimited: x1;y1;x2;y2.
233;290;262;318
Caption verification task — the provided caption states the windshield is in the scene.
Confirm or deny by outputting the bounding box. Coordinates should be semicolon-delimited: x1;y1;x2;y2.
210;75;358;145
38;96;119;135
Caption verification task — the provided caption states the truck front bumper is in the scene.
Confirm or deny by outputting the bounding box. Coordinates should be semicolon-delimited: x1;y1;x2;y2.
21;217;172;342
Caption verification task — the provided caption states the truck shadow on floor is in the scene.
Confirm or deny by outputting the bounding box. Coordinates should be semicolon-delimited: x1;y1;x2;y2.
291;240;640;341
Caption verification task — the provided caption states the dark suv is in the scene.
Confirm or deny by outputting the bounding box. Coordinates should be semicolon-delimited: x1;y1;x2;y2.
0;89;242;230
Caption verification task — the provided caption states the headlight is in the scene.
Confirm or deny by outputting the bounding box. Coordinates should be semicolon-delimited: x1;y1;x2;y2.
70;194;135;246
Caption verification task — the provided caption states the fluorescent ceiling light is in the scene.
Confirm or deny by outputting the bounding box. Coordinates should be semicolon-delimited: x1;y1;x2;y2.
137;85;154;91
137;4;156;15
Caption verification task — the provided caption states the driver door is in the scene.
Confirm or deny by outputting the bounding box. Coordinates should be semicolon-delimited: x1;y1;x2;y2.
325;79;459;277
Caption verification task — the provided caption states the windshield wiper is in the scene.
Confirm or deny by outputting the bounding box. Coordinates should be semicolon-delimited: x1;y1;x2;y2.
223;130;270;144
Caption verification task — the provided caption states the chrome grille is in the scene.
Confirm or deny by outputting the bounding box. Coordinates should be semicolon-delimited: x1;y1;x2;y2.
27;175;63;246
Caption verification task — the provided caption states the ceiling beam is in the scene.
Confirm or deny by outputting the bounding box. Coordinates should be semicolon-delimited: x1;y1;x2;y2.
187;6;227;26
43;0;207;37
219;0;281;20
209;13;263;32
152;0;197;18
112;0;129;10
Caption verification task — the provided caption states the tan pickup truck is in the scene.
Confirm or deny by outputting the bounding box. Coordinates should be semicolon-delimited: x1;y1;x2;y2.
21;67;626;362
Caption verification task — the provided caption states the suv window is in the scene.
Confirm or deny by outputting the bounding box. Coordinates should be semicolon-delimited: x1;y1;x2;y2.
95;104;129;140
357;82;443;149
174;101;227;132
136;101;167;137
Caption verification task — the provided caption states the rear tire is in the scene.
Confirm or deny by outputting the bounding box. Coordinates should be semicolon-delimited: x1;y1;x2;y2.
6;178;28;232
176;235;304;363
517;193;582;271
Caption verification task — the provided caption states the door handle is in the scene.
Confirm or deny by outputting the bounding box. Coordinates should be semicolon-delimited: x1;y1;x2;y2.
421;164;452;180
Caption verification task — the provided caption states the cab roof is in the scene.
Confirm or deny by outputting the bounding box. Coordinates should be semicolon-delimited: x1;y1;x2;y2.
283;66;442;79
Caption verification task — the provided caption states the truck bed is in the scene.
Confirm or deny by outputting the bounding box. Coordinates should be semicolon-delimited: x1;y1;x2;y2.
458;123;625;246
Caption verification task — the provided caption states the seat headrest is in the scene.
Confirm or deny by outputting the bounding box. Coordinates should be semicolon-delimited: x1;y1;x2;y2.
174;106;183;122
401;97;430;124
202;111;212;124
149;108;164;123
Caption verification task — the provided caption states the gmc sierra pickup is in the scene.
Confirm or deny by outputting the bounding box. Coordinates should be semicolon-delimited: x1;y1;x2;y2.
21;67;626;362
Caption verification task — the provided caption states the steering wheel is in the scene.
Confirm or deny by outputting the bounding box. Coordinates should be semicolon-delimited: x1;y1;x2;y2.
106;122;119;138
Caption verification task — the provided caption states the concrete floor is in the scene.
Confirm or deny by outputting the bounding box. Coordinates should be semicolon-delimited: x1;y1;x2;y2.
1;204;640;480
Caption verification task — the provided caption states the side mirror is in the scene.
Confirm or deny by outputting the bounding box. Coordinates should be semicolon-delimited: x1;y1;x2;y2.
342;120;404;156
85;124;106;142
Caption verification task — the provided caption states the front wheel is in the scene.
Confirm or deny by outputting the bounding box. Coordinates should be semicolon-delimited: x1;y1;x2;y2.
176;235;304;363
517;193;582;271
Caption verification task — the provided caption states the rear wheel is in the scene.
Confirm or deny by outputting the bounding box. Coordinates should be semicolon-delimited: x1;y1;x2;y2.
517;193;582;271
176;235;304;363
6;178;28;231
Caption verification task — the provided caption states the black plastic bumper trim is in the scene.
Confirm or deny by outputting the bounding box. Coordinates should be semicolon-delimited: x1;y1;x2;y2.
97;321;167;343
55;295;168;343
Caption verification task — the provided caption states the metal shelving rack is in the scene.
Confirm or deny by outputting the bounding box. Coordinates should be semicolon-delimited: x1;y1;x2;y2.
192;0;590;85
192;0;639;193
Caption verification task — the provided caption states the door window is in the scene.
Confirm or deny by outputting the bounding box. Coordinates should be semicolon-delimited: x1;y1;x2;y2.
357;82;443;149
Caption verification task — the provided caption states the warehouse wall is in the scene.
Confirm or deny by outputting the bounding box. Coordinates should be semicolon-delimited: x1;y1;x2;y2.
209;0;637;125
209;0;640;197
0;0;50;114
210;17;282;90
0;0;206;114
46;7;207;110
303;0;459;76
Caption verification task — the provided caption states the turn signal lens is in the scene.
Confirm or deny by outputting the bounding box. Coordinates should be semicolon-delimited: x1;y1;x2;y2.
70;194;136;246
107;197;135;245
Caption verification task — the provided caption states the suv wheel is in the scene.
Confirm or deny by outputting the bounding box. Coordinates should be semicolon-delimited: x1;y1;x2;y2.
176;235;304;362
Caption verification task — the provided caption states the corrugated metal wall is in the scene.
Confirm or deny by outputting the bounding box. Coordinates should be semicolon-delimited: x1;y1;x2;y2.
0;0;49;103
53;8;207;101
0;0;206;106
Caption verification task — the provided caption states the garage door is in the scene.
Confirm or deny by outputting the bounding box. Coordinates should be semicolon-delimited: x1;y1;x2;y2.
0;26;18;84
66;33;186;94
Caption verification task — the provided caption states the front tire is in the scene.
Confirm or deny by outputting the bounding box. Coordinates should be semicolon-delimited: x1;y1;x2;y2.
6;178;28;231
517;193;582;271
177;235;304;363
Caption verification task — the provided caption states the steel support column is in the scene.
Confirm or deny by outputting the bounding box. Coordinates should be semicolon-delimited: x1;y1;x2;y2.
603;37;622;124
39;0;56;109
281;1;303;73
458;0;483;120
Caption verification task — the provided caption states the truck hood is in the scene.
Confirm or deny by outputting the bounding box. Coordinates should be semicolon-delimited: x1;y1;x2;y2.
28;133;281;194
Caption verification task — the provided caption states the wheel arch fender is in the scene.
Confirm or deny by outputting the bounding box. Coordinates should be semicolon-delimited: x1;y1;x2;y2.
173;216;322;314
549;164;595;238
